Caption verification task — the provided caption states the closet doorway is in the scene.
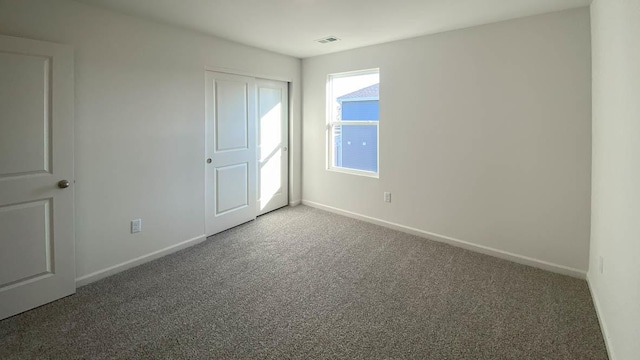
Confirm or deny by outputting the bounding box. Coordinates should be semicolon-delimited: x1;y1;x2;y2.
204;71;289;237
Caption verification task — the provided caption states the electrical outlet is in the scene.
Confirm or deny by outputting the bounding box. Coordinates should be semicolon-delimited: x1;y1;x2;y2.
384;192;391;203
599;256;604;274
131;219;142;234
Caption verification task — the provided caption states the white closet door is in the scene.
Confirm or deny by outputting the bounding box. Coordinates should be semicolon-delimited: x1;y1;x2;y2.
257;79;289;215
205;71;257;236
0;35;75;320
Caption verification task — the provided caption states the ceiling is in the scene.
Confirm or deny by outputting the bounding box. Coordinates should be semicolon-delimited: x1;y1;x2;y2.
75;0;591;58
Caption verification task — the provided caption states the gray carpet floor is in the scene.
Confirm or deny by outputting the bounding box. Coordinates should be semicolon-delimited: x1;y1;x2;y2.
0;205;608;359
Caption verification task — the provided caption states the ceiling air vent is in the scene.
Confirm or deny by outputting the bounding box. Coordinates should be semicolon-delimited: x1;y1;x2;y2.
316;36;340;44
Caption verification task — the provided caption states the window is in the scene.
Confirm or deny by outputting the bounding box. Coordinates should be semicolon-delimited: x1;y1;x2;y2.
327;69;380;177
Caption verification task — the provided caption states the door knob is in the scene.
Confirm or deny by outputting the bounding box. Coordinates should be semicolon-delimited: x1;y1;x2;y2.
207;158;212;164
58;180;70;189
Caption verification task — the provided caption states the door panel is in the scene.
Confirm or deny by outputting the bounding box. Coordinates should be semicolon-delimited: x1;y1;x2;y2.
257;80;289;215
215;163;249;214
215;80;248;151
0;35;75;320
0;52;50;176
0;200;51;286
205;71;256;236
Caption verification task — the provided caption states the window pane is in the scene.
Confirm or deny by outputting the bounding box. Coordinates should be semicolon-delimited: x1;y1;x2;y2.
341;100;379;121
334;124;377;173
329;69;379;174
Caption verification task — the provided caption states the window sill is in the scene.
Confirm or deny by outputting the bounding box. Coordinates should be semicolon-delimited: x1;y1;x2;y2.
327;167;379;179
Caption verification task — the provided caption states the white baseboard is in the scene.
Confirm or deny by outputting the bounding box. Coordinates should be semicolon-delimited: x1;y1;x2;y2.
587;273;616;360
302;200;586;279
75;234;207;287
289;199;301;206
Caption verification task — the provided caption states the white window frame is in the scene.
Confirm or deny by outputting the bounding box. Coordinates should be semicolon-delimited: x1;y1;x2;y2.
326;68;380;178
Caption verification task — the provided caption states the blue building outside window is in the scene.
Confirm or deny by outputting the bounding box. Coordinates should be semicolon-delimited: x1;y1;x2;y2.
335;83;379;172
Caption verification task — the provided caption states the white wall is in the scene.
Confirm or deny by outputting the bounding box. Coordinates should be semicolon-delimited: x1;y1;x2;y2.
589;0;640;359
302;8;592;275
0;0;302;281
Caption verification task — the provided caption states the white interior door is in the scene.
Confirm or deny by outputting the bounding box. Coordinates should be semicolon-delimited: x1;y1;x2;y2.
205;71;257;236
257;79;289;215
0;35;75;320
